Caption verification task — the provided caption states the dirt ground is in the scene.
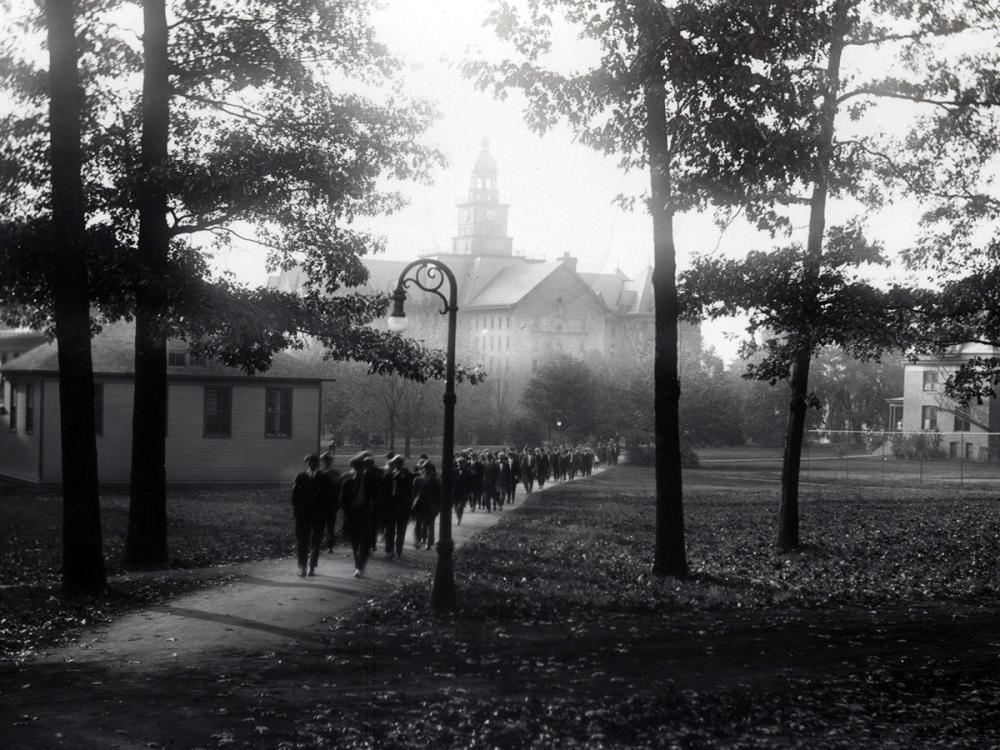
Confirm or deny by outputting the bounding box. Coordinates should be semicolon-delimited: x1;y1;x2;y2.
3;468;1000;749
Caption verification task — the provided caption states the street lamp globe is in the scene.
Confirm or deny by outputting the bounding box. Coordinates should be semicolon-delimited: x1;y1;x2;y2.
387;314;409;333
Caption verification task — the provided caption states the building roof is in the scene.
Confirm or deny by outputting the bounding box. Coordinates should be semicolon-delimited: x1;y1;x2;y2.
0;321;334;382
579;269;628;309
465;260;564;308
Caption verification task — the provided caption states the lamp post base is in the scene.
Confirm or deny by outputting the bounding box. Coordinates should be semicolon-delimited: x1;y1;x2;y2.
430;538;456;613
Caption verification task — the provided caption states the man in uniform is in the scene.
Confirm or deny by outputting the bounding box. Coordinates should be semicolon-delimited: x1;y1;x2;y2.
411;459;440;550
319;452;342;552
291;454;324;577
482;451;500;512
535;447;549;489
519;447;534;495
384;454;414;559
454;456;470;524
340;451;378;578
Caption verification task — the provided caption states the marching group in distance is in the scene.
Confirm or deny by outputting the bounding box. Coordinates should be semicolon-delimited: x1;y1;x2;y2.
291;441;622;579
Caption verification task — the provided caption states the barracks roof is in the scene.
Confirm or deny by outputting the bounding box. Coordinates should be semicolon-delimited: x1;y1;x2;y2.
0;321;334;382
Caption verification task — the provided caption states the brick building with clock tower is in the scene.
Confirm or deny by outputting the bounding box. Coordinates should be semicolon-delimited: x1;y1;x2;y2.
269;138;701;433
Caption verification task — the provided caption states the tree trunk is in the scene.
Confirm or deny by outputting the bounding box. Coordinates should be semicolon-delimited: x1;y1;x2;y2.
776;0;849;550
126;0;170;568
646;77;687;577
45;0;106;596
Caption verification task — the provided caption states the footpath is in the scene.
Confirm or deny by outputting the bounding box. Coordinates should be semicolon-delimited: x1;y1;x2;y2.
43;478;579;671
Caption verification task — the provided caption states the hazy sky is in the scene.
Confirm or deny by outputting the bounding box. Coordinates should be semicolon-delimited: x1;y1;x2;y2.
215;0;786;361
5;0;976;362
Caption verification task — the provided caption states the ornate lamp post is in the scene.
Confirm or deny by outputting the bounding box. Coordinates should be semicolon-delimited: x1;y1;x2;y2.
387;259;458;613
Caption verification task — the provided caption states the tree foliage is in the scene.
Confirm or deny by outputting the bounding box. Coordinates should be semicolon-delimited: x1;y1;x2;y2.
0;0;480;572
680;0;998;548
470;0;832;575
0;0;464;377
521;354;600;442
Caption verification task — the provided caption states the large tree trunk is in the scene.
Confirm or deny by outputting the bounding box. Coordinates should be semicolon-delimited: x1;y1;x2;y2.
646;77;687;577
777;0;849;550
125;0;170;568
45;0;106;595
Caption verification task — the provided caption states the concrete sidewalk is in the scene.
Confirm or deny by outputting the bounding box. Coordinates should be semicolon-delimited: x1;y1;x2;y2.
48;476;591;670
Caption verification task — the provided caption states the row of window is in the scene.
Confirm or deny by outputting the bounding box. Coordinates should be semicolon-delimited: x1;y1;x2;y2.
7;383;294;439
476;316;512;331
476;336;511;353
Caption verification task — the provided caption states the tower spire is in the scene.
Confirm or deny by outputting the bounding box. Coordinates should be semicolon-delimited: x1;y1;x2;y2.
452;137;512;256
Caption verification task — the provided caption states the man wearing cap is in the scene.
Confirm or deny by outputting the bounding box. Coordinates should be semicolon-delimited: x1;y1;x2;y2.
482;452;500;512
384;454;414;559
519;447;534;495
535;447;550;489
411;459;440;549
291;454;324;577
340;450;378;577
319;452;342;552
453;456;469;524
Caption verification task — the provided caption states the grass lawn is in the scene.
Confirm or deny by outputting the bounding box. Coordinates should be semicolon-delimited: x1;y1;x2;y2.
0;482;293;658
4;467;1000;747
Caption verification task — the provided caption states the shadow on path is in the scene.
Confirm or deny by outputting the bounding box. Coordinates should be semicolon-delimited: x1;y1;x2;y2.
239;576;371;596
149;604;329;645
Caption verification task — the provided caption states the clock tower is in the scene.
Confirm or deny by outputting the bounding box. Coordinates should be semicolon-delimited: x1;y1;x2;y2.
452;137;513;256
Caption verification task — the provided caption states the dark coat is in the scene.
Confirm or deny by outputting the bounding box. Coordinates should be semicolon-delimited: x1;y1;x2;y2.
317;468;341;515
388;466;415;518
291;470;323;521
412;473;441;517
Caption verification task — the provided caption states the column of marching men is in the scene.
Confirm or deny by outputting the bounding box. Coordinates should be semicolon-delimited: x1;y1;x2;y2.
290;441;618;579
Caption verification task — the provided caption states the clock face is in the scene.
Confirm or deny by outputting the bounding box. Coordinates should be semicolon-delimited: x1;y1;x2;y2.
486;209;497;222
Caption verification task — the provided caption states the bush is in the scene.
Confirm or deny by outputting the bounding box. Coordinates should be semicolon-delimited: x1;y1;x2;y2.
890;430;946;459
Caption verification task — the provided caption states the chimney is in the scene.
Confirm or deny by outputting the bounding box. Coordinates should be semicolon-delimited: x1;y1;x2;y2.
558;251;577;272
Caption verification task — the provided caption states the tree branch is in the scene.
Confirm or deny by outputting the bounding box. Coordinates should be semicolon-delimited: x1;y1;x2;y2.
837;87;1000;107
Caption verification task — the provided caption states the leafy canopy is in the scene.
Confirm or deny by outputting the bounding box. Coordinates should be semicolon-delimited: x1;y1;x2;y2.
0;0;474;382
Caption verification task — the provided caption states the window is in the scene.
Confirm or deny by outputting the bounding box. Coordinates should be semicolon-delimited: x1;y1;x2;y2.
506;317;511;329
265;387;293;437
532;358;538;372
168;350;187;366
94;383;104;436
954;412;971;432
922;370;938;391
203;386;232;437
921;405;938;431
24;382;33;435
8;384;16;433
